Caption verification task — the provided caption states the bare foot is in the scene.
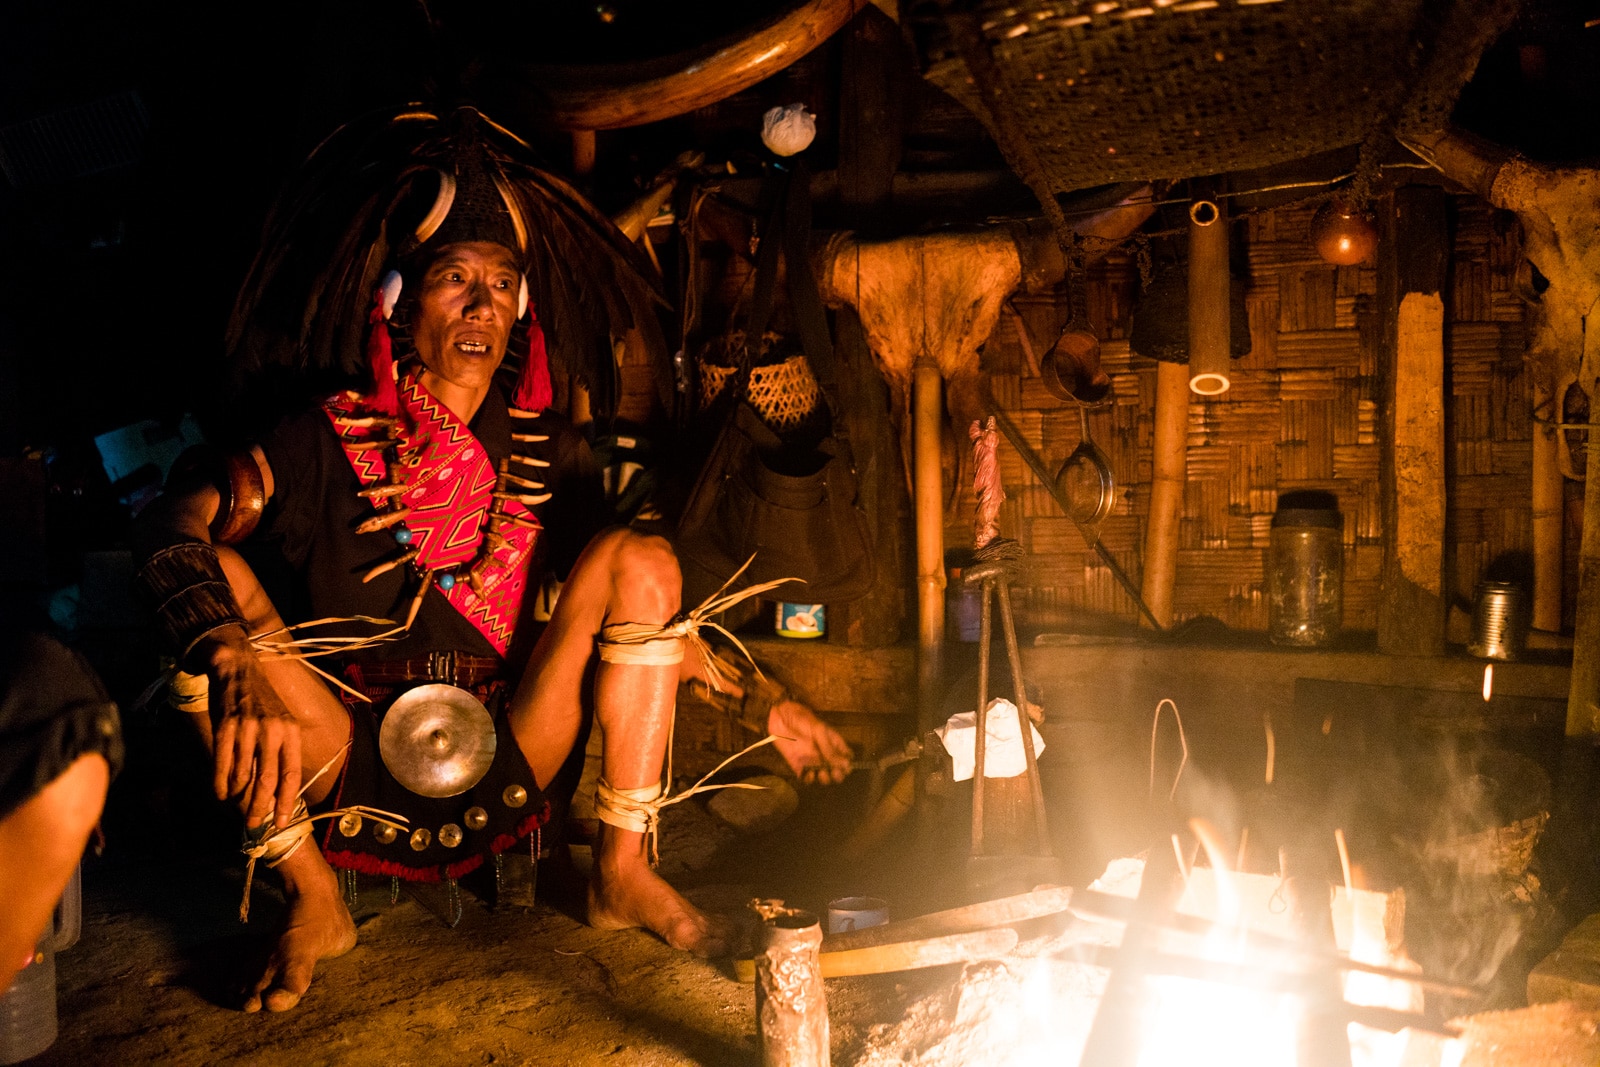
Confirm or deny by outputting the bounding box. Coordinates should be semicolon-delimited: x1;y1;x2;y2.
586;826;731;957
242;849;357;1013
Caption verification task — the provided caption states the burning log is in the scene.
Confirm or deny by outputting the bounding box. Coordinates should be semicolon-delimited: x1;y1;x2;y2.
820;886;1077;954
735;928;1020;984
1066;885;1479;1001
853;858;1478;1067
1053;942;1460;1039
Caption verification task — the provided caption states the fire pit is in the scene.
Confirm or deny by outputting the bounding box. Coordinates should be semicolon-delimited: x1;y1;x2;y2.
851;855;1517;1067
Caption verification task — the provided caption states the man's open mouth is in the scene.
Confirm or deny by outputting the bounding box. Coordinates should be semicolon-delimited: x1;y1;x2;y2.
455;341;489;354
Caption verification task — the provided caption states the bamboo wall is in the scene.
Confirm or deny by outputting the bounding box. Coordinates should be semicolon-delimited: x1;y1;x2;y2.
956;197;1531;632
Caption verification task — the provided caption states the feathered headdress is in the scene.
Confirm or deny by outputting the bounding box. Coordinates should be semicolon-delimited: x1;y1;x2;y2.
224;106;664;421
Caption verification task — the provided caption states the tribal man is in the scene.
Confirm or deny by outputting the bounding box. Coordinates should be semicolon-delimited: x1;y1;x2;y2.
133;109;850;1013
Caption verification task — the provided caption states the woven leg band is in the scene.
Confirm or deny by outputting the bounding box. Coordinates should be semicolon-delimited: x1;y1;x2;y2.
136;541;246;664
242;798;315;866
595;779;665;835
597;625;686;666
238;798;314;924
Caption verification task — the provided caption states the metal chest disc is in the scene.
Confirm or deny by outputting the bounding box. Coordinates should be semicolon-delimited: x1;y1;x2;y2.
379;683;496;798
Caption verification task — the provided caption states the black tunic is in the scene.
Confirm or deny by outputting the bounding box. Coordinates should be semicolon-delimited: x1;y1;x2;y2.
252;386;604;667
246;386;604;880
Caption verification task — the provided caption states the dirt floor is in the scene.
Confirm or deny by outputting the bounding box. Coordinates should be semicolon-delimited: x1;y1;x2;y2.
19;638;1595;1066
29;775;969;1067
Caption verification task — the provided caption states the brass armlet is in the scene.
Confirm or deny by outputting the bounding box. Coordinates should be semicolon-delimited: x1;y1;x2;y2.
212;450;267;544
169;446;267;545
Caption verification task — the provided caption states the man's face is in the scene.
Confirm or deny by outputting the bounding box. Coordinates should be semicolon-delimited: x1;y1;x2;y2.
411;241;521;394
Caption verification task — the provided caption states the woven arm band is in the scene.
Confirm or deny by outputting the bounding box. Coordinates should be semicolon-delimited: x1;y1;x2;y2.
136;542;246;663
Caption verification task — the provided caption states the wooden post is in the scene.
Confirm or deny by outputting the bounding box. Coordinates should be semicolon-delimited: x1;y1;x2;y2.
829;6;910;648
1377;187;1449;657
913;357;945;738
570;130;596;177
1532;380;1564;632
1555;296;1600;919
1187;195;1232;397
1142;361;1189;628
1567;297;1600;737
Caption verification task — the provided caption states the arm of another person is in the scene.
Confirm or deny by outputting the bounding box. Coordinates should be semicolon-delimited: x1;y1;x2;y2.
132;447;303;830
678;652;853;785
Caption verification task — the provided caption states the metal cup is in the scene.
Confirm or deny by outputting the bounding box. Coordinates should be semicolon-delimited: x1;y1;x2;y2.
825;896;889;935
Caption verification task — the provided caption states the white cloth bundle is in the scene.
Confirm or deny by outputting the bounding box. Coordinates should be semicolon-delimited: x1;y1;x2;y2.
936;698;1046;782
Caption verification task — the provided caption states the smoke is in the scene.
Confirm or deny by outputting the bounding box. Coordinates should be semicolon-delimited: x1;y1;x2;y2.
1397;744;1550;993
1164;717;1547;1000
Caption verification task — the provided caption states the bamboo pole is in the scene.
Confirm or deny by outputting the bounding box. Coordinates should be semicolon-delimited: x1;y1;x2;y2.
1142;360;1189;628
1187;197;1232;397
913;357;946;735
1531;407;1564;633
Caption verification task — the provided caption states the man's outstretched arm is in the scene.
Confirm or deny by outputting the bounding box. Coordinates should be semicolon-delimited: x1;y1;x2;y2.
131;449;304;830
679;649;853;786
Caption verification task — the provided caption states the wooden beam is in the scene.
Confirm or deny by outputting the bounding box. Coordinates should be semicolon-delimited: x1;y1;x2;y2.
518;0;856;131
1377;187;1449;656
836;7;906;222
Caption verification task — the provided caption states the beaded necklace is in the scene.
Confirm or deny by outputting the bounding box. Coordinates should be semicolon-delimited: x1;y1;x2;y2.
328;371;553;634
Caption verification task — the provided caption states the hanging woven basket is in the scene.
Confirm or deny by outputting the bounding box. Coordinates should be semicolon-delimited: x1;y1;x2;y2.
697;330;821;431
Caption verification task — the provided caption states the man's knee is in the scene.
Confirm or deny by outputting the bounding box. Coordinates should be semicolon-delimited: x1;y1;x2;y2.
606;529;681;616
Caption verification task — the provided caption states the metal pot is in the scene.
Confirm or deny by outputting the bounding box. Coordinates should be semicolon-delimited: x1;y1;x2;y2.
1041;326;1112;404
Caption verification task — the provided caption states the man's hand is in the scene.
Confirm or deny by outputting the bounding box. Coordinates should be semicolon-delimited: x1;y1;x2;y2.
196;627;303;830
767;699;852;786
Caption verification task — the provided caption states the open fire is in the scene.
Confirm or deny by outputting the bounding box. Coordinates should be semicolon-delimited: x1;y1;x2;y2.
857;854;1466;1067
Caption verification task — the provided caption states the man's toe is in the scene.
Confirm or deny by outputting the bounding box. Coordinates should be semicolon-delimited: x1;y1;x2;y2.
263;985;304;1012
263;961;314;1012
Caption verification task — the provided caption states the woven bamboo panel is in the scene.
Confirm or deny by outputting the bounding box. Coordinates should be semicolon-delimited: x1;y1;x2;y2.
1453;509;1487;543
1439;207;1528;602
1492;441;1532;475
1278;330;1361;370
970;194;1530;632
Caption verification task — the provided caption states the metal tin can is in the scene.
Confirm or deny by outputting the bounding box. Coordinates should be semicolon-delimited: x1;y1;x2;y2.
776;602;826;639
1469;581;1528;661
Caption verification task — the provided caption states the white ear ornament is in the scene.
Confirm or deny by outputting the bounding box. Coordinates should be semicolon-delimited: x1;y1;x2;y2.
518;275;529;319
379;270;404;320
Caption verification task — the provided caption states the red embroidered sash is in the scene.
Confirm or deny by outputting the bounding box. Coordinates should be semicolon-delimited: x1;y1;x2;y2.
324;378;539;655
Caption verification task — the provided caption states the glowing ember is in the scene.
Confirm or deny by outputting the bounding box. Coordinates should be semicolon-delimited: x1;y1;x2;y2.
1482;663;1493;702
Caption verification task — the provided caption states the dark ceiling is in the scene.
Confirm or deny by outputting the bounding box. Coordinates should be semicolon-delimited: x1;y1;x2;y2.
1;0;1597;452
